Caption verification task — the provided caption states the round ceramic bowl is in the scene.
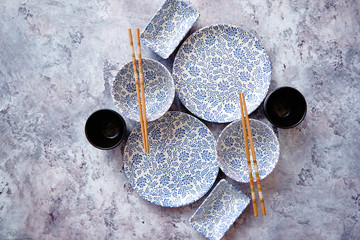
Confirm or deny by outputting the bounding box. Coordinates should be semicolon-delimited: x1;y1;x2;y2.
85;109;126;150
216;119;280;183
264;86;307;128
112;59;175;122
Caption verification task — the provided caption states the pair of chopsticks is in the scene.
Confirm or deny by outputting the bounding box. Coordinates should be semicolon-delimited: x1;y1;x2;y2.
128;28;149;153
239;93;266;216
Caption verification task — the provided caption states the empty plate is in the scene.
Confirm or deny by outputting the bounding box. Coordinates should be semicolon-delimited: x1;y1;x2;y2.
173;24;271;123
189;179;250;240
123;111;219;207
141;0;200;59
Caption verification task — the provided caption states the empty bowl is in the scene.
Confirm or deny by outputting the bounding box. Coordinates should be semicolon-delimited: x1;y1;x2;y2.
85;109;126;150
264;86;307;128
112;59;175;122
216;119;280;183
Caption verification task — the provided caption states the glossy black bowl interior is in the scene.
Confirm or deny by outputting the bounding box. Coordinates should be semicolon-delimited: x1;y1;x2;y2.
264;87;307;128
85;109;126;150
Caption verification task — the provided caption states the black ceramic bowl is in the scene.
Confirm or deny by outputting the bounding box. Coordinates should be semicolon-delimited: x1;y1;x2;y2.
264;87;307;129
85;109;126;150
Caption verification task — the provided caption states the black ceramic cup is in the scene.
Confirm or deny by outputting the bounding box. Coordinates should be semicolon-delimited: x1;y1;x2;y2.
264;86;307;128
85;109;126;150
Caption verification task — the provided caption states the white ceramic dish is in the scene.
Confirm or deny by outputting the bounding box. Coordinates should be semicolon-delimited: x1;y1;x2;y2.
217;119;280;183
141;0;199;59
112;58;175;122
189;179;250;240
123;111;219;207
173;24;272;123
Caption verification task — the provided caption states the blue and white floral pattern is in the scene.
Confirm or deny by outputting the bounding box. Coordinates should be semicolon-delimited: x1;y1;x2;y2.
173;24;272;123
123;111;219;207
217;119;280;183
189;179;250;240
140;0;200;59
112;59;175;122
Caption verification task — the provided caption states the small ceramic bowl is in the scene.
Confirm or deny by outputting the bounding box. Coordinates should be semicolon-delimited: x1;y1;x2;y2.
189;179;250;240
140;0;200;59
85;109;126;150
112;59;175;122
217;119;280;183
264;86;307;128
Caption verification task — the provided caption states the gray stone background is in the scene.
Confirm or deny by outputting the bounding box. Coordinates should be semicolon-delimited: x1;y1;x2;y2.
1;0;360;239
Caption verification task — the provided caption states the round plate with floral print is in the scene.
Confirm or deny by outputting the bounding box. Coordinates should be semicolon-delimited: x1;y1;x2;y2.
123;111;219;207
112;59;175;122
217;119;279;183
173;24;271;123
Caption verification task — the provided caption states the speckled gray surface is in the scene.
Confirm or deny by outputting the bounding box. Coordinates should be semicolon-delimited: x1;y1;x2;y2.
1;0;360;239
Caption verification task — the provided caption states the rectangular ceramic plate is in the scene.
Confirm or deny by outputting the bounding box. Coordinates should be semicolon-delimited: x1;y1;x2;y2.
189;179;250;240
140;0;199;59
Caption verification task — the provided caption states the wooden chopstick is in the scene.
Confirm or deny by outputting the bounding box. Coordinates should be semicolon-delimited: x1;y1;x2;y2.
128;29;147;153
240;93;266;216
136;28;149;153
239;93;258;217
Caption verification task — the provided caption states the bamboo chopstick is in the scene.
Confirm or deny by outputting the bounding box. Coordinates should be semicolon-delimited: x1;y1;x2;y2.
239;93;258;217
128;29;147;153
240;93;266;215
136;28;149;153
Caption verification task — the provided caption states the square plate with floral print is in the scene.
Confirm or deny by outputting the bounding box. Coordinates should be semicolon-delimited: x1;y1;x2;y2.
140;0;199;59
189;179;250;240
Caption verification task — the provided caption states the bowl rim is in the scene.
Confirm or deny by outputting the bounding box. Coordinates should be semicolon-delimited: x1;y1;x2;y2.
85;108;127;150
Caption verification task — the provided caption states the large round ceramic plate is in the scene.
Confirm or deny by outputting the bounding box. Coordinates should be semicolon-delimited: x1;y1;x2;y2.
123;111;219;207
112;59;175;122
173;24;271;123
217;119;279;183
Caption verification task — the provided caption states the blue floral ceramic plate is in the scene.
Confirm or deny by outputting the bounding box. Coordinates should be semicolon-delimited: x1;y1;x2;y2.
140;0;199;59
217;119;280;183
112;59;175;122
189;179;250;240
123;111;219;207
173;24;272;123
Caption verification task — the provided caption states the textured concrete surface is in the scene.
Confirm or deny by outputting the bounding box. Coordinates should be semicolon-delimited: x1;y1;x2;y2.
1;0;360;239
